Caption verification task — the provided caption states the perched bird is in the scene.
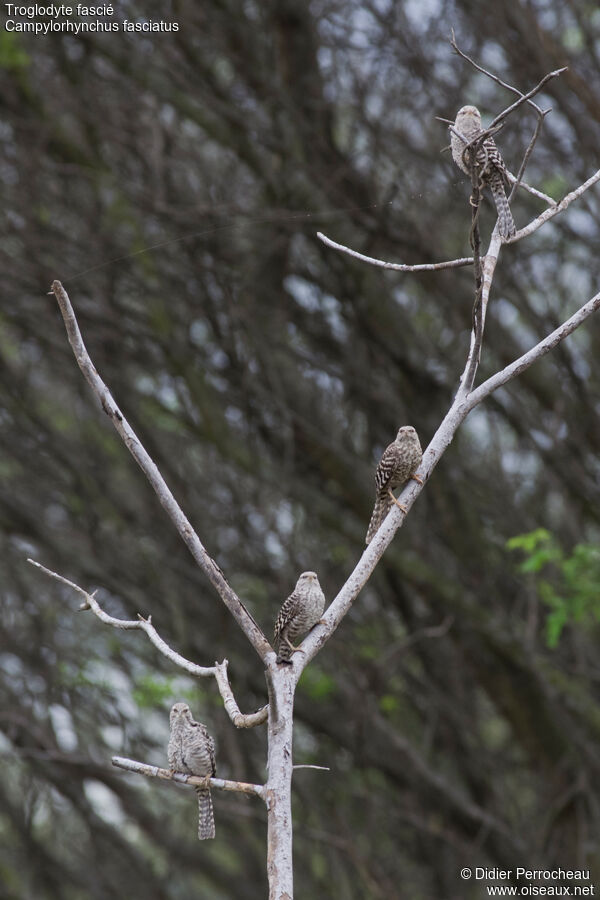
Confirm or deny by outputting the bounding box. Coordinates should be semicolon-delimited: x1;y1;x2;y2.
274;571;326;664
365;426;423;545
450;105;516;239
168;702;216;840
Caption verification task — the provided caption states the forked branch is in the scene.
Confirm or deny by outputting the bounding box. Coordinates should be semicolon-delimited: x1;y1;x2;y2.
508;168;600;242
304;52;600;676
450;31;565;122
297;285;600;674
28;559;268;728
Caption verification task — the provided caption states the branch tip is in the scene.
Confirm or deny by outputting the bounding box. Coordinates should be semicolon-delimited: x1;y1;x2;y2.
47;280;272;661
318;231;473;272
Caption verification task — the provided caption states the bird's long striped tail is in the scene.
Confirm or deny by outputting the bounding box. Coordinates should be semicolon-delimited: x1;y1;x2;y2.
489;175;516;239
196;787;215;840
366;493;391;545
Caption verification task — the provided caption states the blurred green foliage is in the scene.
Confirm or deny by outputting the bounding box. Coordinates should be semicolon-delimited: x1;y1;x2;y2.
508;529;600;647
0;32;30;70
298;665;336;701
132;674;176;709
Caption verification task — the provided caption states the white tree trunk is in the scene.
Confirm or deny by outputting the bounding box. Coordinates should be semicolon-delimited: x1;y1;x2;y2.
265;666;296;899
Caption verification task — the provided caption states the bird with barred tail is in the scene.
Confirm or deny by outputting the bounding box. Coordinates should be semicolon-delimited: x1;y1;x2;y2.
450;105;516;239
168;702;216;840
274;571;326;664
365;426;423;545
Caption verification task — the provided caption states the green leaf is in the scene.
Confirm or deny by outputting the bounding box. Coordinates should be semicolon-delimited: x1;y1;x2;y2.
519;547;558;573
506;528;552;553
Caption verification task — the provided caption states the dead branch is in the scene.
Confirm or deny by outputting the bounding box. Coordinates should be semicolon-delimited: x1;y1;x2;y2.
508;114;548;204
457;229;502;399
28;559;267;728
505;170;556;206
450;32;564;122
214;661;268;728
465;141;484;394
48;280;271;661
112;756;265;798
309;66;599;679
316;233;473;271
298;285;600;677
508;168;600;242
466;290;600;409
488;67;566;131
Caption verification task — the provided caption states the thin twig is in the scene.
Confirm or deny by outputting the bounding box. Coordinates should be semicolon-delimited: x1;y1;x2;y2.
487;69;565;131
508;112;548;204
459;230;502;397
505;171;556;206
466;291;600;410
316;233;473;271
449;121;504;151
28;559;268;728
508;168;600;242
292;765;330;771
465;143;484;393
48;280;271;661
450;32;565;122
112;756;266;798
28;559;215;673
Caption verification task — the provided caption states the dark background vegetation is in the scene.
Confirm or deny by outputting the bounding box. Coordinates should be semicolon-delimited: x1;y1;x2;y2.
1;1;600;898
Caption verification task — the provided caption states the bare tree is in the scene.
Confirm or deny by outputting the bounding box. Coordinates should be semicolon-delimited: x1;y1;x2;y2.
29;44;600;899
